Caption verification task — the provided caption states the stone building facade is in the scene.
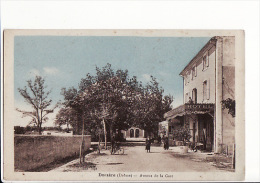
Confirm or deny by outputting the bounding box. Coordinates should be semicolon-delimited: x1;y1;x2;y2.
121;127;145;139
164;36;235;154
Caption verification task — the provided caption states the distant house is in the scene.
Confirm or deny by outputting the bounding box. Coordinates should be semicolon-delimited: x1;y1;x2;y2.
120;127;146;139
164;36;235;153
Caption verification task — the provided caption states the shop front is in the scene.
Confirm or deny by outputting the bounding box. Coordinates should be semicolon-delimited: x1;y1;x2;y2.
164;103;215;151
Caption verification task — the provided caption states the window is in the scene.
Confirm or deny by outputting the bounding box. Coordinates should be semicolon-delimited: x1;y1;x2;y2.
185;73;190;85
192;65;197;80
192;88;197;104
202;52;209;70
203;81;207;101
187;73;190;83
203;80;210;101
185;93;189;103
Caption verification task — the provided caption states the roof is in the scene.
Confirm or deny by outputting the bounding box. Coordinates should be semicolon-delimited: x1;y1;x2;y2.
164;103;215;119
179;36;218;77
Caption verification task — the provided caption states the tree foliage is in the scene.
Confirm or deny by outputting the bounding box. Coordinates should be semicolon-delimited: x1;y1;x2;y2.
59;63;173;140
221;98;235;117
17;76;56;134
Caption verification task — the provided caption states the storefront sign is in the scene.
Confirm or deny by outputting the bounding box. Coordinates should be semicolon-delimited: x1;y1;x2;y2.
164;103;214;118
186;104;214;111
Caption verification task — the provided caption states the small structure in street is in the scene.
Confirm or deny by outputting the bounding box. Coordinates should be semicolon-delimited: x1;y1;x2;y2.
121;127;146;140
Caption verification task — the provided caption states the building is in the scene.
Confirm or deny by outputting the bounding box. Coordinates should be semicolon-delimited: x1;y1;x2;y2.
158;120;179;146
121;127;145;139
164;36;235;154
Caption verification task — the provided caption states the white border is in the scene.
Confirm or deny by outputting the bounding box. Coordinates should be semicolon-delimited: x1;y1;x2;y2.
1;0;259;181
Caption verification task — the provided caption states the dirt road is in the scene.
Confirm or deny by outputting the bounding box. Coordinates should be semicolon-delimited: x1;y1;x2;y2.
50;145;225;172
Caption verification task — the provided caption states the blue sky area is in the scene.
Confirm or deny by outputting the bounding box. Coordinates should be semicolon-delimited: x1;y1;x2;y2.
14;36;210;126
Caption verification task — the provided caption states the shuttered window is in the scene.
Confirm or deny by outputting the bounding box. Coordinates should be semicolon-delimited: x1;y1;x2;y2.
203;81;207;101
203;80;210;101
207;79;210;100
203;52;209;70
185;93;189;103
192;65;197;80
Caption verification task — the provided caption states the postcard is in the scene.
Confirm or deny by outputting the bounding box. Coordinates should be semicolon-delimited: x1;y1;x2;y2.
3;29;245;181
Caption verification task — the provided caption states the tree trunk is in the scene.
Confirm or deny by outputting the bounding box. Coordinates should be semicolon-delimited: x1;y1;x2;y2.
109;124;113;143
98;129;101;154
102;118;107;150
80;114;85;164
38;123;42;135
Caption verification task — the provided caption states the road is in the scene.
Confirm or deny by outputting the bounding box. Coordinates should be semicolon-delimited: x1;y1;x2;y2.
51;145;225;172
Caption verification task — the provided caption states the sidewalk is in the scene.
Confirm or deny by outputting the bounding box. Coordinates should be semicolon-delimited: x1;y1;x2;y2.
169;146;234;172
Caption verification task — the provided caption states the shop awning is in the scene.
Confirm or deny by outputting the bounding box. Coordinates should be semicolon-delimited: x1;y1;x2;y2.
164;103;215;119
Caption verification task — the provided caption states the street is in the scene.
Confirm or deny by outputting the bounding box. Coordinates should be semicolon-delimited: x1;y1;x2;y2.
50;145;227;172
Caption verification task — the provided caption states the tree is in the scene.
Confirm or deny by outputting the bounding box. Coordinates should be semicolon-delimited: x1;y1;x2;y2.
78;70;136;149
17;76;56;134
131;76;173;137
221;98;235;118
54;107;75;131
60;63;173;150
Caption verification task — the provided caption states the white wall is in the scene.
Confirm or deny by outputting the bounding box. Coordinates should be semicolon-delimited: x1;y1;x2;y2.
183;45;216;104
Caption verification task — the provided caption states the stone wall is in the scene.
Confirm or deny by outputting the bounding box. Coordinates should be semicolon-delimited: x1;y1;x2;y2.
14;135;91;171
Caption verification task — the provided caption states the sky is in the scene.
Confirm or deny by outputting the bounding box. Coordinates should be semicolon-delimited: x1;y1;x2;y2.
14;36;211;127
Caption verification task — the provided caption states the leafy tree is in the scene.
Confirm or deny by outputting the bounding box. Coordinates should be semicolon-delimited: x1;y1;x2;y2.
17;76;56;134
60;87;83;134
221;98;235;117
54;107;76;131
78;68;136;149
172;126;192;145
131;76;173;136
59;63;173;150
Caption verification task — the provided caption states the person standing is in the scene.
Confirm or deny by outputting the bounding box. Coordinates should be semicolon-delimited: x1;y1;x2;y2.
164;137;169;150
158;136;161;144
145;137;151;153
111;135;116;154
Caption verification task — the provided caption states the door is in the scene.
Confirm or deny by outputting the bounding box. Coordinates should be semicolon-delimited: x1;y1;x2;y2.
198;114;214;151
206;120;214;151
193;122;196;142
130;129;134;138
135;129;139;138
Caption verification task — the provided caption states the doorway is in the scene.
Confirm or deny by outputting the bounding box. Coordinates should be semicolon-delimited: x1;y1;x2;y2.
130;129;134;138
135;129;139;138
198;114;214;151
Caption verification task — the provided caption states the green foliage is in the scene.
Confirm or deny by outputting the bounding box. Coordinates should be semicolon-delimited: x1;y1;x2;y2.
172;126;192;145
59;63;173;137
221;98;235;117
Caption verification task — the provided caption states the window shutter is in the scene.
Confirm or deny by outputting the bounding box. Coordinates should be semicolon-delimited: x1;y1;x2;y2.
195;65;197;76
207;53;209;67
207;79;210;100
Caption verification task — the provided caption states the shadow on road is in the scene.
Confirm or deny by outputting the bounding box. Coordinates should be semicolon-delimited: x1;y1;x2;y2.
92;153;108;156
106;163;124;165
67;162;97;171
111;154;128;156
